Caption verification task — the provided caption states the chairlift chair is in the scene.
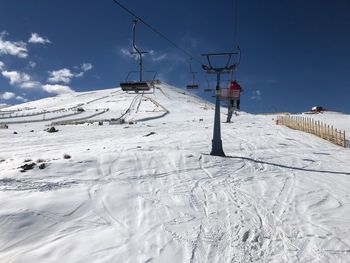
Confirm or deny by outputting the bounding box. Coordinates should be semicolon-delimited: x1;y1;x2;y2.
204;78;212;92
120;20;156;93
120;70;157;93
186;59;199;90
186;83;199;89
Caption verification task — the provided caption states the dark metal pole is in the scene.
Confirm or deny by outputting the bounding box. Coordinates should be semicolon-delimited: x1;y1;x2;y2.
139;54;143;82
132;20;143;82
211;72;225;156
202;51;240;157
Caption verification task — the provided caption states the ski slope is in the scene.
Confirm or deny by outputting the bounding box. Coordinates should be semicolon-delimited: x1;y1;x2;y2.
0;83;349;263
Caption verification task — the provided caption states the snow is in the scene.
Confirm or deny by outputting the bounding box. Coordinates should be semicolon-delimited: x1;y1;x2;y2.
301;111;350;136
0;83;350;262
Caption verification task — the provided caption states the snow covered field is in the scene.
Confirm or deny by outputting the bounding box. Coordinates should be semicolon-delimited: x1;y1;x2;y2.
0;84;350;262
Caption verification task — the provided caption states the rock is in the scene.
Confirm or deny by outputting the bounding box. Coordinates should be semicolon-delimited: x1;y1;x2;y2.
38;163;46;169
19;162;36;172
13;131;18;134
47;126;58;133
63;154;71;159
30;130;34;132
144;132;156;137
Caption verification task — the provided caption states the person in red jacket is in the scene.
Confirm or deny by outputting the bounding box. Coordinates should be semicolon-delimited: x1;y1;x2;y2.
227;80;243;122
229;80;243;110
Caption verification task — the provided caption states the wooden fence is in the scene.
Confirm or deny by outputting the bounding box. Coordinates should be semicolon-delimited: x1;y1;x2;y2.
276;115;347;148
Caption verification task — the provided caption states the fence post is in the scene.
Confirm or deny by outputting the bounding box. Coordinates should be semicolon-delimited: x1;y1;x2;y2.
344;131;347;148
327;125;330;141
335;128;338;146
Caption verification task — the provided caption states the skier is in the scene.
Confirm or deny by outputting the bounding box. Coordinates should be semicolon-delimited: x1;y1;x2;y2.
227;80;243;123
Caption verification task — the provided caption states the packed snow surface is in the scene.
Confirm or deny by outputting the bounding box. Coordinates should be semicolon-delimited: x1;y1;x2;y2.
0;84;350;262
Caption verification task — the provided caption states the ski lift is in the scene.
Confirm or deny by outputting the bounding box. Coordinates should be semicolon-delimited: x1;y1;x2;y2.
186;59;199;89
204;78;212;92
219;48;242;101
120;20;156;93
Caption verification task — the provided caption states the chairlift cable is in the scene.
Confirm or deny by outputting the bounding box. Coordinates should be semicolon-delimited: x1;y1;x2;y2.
111;0;203;65
233;0;238;46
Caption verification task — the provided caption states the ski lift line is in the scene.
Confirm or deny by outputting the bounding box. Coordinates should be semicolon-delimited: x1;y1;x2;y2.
233;0;238;45
111;0;203;65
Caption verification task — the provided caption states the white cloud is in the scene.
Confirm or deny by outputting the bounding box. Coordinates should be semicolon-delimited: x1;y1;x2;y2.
149;50;167;62
49;64;93;82
48;68;74;84
1;91;15;100
75;63;93;77
81;63;93;71
15;95;28;102
1;70;40;89
251;90;261;100
0;61;4;70
42;84;74;94
1;68;74;95
0;32;28;58
29;61;36;68
121;47;167;63
20;80;41;89
2;70;30;85
120;48;138;60
28;33;51;44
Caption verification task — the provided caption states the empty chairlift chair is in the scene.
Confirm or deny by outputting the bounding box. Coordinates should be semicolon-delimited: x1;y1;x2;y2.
120;19;156;93
186;60;199;90
203;79;212;92
120;71;157;93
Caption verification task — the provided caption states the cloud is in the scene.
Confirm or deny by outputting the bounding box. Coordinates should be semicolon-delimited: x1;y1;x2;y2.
0;32;28;58
149;50;167;62
251;90;261;100
48;68;74;84
1;91;15;100
0;61;4;70
28;33;51;44
42;84;74;94
29;61;36;68
0;65;75;95
120;47;168;63
75;63;93;77
15;95;28;102
120;48;138;60
49;63;93;83
1;70;40;89
81;63;93;71
2;70;30;84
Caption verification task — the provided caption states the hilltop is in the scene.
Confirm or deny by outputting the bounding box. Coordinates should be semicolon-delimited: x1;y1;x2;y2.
0;83;350;262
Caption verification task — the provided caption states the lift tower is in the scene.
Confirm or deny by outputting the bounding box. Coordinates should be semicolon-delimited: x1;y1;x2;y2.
202;51;240;157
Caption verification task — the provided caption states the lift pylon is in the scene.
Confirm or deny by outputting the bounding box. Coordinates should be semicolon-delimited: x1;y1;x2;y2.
202;48;240;157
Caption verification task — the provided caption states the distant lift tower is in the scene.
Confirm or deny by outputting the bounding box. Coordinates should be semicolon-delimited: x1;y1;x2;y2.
202;50;240;157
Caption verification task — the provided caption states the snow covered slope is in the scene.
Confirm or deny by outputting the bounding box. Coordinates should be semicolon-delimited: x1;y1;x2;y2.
0;83;350;262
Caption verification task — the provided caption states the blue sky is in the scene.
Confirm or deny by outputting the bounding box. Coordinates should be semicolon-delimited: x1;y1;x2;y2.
0;0;349;113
